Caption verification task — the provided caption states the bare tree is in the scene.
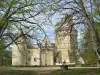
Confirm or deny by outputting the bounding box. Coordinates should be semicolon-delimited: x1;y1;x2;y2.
0;0;49;49
0;0;50;65
77;0;100;63
42;0;100;63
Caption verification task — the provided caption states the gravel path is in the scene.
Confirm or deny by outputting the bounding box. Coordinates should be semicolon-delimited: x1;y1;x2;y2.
0;66;100;75
35;70;53;75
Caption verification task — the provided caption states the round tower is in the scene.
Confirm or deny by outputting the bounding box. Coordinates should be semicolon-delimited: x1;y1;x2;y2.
12;30;27;66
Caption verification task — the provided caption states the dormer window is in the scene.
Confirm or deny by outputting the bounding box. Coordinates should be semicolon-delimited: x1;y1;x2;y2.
45;42;47;48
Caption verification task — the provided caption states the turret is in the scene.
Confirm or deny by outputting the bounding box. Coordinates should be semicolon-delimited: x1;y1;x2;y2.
12;30;27;66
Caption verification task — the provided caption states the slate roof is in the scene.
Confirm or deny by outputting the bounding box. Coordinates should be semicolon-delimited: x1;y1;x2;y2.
27;41;39;49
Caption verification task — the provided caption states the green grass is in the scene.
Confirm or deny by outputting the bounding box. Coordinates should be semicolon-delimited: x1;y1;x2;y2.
52;68;100;75
0;70;36;75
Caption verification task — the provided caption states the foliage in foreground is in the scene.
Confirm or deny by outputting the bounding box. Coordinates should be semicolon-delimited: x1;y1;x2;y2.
0;70;36;75
52;68;100;75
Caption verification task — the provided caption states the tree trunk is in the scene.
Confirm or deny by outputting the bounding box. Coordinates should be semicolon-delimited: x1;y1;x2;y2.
78;0;100;63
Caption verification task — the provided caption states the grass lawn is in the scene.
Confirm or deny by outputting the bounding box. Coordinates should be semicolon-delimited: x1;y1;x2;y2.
52;68;100;75
0;70;36;75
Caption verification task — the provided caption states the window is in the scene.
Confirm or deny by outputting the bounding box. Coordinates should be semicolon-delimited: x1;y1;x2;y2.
28;50;30;53
28;57;30;61
34;57;37;62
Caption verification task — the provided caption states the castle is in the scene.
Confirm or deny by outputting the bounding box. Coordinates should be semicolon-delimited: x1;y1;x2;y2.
12;17;84;66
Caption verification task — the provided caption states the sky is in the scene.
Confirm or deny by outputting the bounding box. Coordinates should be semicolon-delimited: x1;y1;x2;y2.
22;0;86;44
40;14;85;44
42;13;61;43
32;13;85;45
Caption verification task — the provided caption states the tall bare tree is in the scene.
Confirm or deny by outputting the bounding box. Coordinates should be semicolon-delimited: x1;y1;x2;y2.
0;0;49;49
43;0;100;63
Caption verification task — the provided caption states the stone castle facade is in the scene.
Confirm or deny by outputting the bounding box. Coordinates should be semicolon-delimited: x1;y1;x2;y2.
12;18;84;66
